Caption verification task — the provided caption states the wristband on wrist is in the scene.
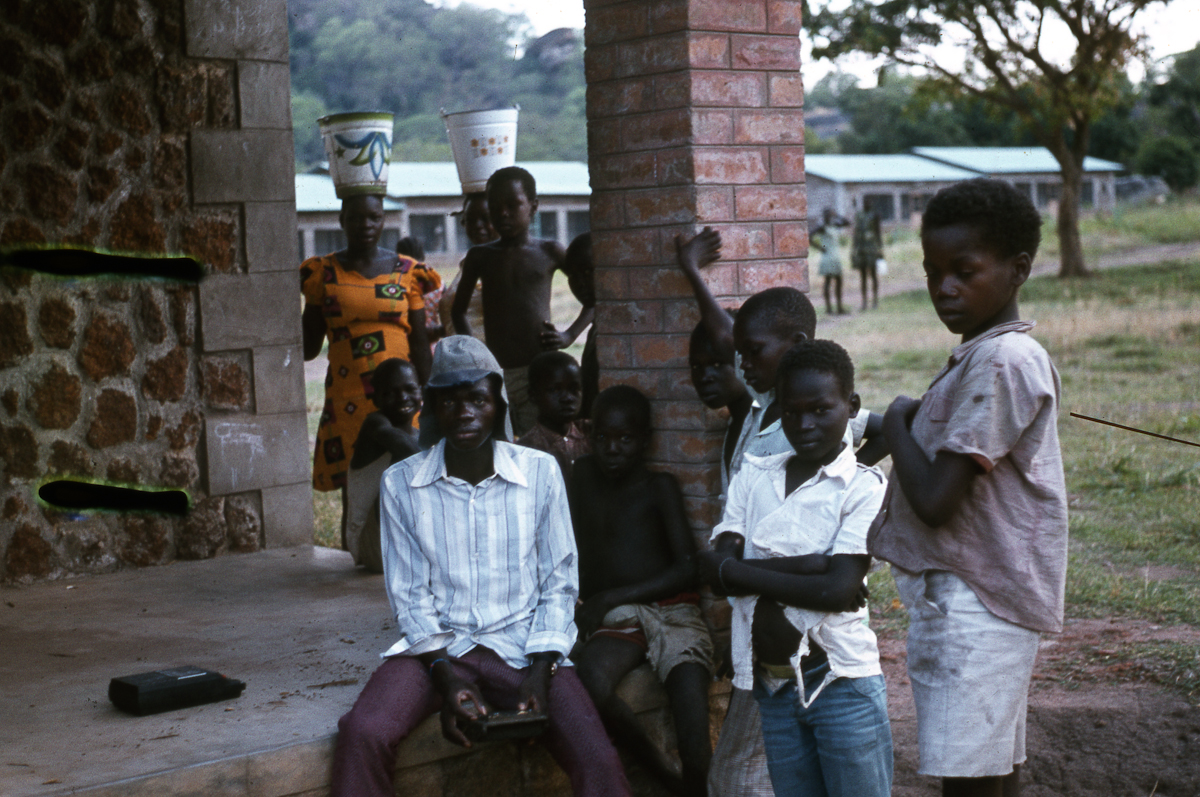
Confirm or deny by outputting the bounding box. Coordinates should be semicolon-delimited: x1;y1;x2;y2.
428;657;450;676
717;557;733;593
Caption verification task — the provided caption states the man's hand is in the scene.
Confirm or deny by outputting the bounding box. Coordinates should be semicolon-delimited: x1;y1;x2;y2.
517;660;552;714
675;227;721;276
539;320;570;351
574;595;613;641
437;676;489;748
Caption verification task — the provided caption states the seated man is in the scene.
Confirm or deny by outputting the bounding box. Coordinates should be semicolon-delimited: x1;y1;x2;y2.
570;385;715;797
331;336;631;797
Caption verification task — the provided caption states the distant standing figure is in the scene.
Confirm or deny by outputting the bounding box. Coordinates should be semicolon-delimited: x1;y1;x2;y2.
851;208;884;310
812;208;850;315
451;166;594;436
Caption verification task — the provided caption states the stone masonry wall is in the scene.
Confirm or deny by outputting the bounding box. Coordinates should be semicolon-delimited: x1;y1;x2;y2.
584;0;807;595
0;0;309;582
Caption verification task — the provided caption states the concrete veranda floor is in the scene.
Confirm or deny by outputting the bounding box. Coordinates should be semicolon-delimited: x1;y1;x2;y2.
0;546;388;797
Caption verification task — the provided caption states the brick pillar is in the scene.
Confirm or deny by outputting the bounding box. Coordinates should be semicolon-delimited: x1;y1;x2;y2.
584;0;807;539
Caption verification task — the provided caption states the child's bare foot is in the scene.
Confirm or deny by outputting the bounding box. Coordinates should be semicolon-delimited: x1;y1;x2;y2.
675;227;721;275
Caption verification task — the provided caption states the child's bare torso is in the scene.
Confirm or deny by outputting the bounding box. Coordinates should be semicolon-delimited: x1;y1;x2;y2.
571;457;679;602
469;238;561;368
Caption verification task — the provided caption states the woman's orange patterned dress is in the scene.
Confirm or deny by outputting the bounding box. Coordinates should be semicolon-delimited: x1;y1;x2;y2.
301;253;428;491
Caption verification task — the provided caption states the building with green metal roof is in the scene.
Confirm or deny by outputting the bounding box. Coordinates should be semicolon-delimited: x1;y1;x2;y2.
805;154;979;225
295;162;590;264
911;147;1122;214
805;148;1124;226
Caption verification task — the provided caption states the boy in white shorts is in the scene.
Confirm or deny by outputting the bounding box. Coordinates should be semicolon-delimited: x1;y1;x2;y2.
868;177;1068;797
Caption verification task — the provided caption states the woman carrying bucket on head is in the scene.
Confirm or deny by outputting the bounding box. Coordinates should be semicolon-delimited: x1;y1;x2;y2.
300;112;431;548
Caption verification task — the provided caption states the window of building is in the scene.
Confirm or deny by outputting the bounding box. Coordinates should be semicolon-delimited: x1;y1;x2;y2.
315;229;346;255
1081;179;1095;206
537;211;558;242
380;229;400;253
567;210;590;241
862;193;895;221
409;214;447;253
1036;182;1061;207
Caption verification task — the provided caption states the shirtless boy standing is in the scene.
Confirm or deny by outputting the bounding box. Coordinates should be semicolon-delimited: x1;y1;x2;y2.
451;166;594;435
570;386;714;797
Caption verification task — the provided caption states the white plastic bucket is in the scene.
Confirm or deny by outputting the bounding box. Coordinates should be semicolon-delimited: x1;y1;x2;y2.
319;112;394;198
441;107;519;193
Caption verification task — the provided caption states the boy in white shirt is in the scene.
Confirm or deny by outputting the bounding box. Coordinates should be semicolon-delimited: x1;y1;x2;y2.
699;340;892;797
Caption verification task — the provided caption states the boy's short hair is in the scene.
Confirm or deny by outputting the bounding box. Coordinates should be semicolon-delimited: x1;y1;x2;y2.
528;350;579;390
922;177;1042;260
459;191;486;216
776;339;855;398
564;232;591;274
734;287;817;341
371;358;417;391
689;313;736;362
396;236;425;261
591;384;651;434
487;166;537;203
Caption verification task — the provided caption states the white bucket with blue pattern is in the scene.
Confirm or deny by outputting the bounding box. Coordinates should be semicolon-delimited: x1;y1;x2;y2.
319;112;394;198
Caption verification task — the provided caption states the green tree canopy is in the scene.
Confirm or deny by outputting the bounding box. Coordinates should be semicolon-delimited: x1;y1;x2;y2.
288;0;586;169
804;0;1170;277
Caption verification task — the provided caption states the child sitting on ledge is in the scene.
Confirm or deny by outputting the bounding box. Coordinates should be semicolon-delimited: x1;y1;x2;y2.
569;385;714;796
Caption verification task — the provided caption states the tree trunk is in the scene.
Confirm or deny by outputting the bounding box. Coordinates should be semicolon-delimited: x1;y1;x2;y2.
1052;139;1090;278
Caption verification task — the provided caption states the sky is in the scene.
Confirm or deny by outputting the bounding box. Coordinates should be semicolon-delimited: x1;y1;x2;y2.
436;0;1200;87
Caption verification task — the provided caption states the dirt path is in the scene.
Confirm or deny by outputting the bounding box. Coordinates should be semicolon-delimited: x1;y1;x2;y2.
882;617;1200;796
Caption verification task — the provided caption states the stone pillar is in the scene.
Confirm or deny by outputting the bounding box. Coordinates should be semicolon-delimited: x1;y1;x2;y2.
187;0;312;548
584;0;807;541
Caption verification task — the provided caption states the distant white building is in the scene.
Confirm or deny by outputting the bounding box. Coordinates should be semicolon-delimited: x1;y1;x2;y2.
295;161;591;264
805;154;979;225
806;147;1124;225
911;147;1121;215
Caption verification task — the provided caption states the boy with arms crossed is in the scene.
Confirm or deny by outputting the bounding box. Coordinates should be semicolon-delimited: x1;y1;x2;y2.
570;386;714;797
451;167;593;435
699;341;892;797
869;178;1068;797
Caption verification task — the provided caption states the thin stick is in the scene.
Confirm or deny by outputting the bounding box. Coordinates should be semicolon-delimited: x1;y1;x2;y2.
1070;413;1200;449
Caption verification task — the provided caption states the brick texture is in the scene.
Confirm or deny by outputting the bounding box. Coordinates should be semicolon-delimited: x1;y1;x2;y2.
585;0;808;555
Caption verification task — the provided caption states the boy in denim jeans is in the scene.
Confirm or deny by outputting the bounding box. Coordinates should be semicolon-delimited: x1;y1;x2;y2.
700;340;892;797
